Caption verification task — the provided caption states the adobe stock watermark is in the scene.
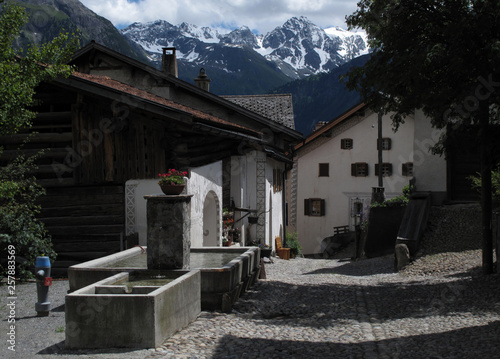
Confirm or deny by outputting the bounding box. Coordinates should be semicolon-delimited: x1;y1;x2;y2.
52;100;130;181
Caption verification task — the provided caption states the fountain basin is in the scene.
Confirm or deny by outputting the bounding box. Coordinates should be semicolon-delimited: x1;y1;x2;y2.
67;246;261;312
65;270;201;349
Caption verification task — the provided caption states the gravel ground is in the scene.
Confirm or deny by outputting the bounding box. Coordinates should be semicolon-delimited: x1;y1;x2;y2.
2;212;499;358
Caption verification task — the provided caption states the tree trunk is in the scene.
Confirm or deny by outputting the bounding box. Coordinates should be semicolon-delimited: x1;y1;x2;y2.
378;112;383;188
479;100;494;274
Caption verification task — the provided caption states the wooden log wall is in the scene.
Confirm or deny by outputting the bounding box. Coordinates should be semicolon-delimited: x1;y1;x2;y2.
37;185;125;277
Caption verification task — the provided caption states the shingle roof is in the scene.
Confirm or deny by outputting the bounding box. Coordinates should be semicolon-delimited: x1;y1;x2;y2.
222;94;295;130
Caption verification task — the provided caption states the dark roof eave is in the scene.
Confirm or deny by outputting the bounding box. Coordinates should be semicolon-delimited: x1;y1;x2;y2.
53;75;195;124
192;122;262;143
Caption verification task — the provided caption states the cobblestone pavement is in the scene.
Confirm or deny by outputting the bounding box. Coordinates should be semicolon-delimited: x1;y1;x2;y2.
2;250;499;359
147;253;500;359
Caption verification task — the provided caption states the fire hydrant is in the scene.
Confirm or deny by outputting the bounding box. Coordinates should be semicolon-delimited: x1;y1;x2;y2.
35;256;52;317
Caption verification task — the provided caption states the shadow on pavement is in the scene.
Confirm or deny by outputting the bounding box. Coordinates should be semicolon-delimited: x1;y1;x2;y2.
212;321;500;359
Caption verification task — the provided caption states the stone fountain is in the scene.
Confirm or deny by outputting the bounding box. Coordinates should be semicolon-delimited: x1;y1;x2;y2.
66;193;260;349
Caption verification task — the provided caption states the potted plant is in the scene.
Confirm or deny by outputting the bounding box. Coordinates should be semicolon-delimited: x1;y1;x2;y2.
222;237;232;247
258;243;272;258
285;232;302;258
222;210;240;245
158;169;187;195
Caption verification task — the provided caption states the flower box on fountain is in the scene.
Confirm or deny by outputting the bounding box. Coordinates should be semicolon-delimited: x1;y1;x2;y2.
158;169;188;195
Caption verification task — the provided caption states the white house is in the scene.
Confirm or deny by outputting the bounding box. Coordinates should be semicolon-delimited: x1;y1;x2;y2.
289;103;447;256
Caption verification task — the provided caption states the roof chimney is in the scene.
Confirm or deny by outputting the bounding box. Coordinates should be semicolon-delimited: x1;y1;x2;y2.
162;47;178;77
194;68;211;92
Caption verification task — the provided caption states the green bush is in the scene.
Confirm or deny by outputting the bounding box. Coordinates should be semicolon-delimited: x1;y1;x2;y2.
0;154;56;280
469;167;500;202
370;184;413;208
285;231;302;258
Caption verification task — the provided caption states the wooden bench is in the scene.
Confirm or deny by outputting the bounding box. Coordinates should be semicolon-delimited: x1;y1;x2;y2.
334;225;350;235
275;236;290;260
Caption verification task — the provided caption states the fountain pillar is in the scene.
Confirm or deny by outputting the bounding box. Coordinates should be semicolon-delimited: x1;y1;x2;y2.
144;194;193;269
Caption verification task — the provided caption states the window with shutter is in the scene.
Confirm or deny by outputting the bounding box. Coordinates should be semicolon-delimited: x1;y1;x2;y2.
402;162;414;177
304;198;325;216
375;163;393;177
377;138;392;150
351;162;368;177
341;138;353;149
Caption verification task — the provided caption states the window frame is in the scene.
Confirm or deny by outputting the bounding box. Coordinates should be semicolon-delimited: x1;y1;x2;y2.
377;137;392;151
341;138;353;150
318;163;329;177
402;162;414;177
351;162;369;177
304;198;326;216
273;168;283;193
375;163;393;177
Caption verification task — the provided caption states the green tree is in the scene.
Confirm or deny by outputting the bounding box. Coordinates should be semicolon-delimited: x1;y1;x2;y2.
0;0;79;279
344;0;500;273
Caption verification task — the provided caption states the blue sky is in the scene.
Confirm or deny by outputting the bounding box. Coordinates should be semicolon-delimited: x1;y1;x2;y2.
79;0;361;33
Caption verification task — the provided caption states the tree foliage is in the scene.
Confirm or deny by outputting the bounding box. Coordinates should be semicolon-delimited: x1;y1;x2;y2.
0;0;78;136
0;0;79;279
344;0;500;133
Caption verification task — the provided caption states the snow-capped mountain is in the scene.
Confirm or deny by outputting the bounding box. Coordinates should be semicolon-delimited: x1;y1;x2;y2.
121;16;369;80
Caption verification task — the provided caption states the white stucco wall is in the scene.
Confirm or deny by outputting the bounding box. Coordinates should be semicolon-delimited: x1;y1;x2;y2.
230;154;252;245
267;158;285;248
125;161;223;248
228;152;285;249
188;162;223;247
295;111;415;255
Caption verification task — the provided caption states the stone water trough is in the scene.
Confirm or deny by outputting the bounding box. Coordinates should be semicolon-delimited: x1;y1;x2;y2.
65;193;261;349
66;270;200;349
67;245;261;312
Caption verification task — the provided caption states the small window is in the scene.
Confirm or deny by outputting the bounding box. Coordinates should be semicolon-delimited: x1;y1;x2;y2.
402;162;414;177
377;138;392;150
351;162;369;177
375;163;393;177
273;169;283;193
319;163;329;177
341;138;353;150
304;198;325;216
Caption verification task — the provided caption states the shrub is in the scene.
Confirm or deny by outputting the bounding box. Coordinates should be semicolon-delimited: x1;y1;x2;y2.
0;154;56;280
285;231;302;258
370;184;413;208
469;167;500;202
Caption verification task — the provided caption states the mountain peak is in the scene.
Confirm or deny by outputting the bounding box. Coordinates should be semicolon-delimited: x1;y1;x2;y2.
121;16;369;79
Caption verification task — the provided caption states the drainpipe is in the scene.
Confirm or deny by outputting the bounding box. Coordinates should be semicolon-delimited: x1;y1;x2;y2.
372;112;385;204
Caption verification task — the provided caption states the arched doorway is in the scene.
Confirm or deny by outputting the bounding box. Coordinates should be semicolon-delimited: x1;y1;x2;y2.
203;191;220;246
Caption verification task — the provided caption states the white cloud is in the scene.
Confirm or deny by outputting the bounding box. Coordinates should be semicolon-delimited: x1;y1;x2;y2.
80;0;360;33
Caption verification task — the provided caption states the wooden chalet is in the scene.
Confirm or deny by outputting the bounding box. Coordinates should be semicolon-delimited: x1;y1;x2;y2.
1;42;302;276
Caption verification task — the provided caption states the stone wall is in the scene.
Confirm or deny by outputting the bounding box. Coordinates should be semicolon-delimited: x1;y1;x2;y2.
419;204;482;255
